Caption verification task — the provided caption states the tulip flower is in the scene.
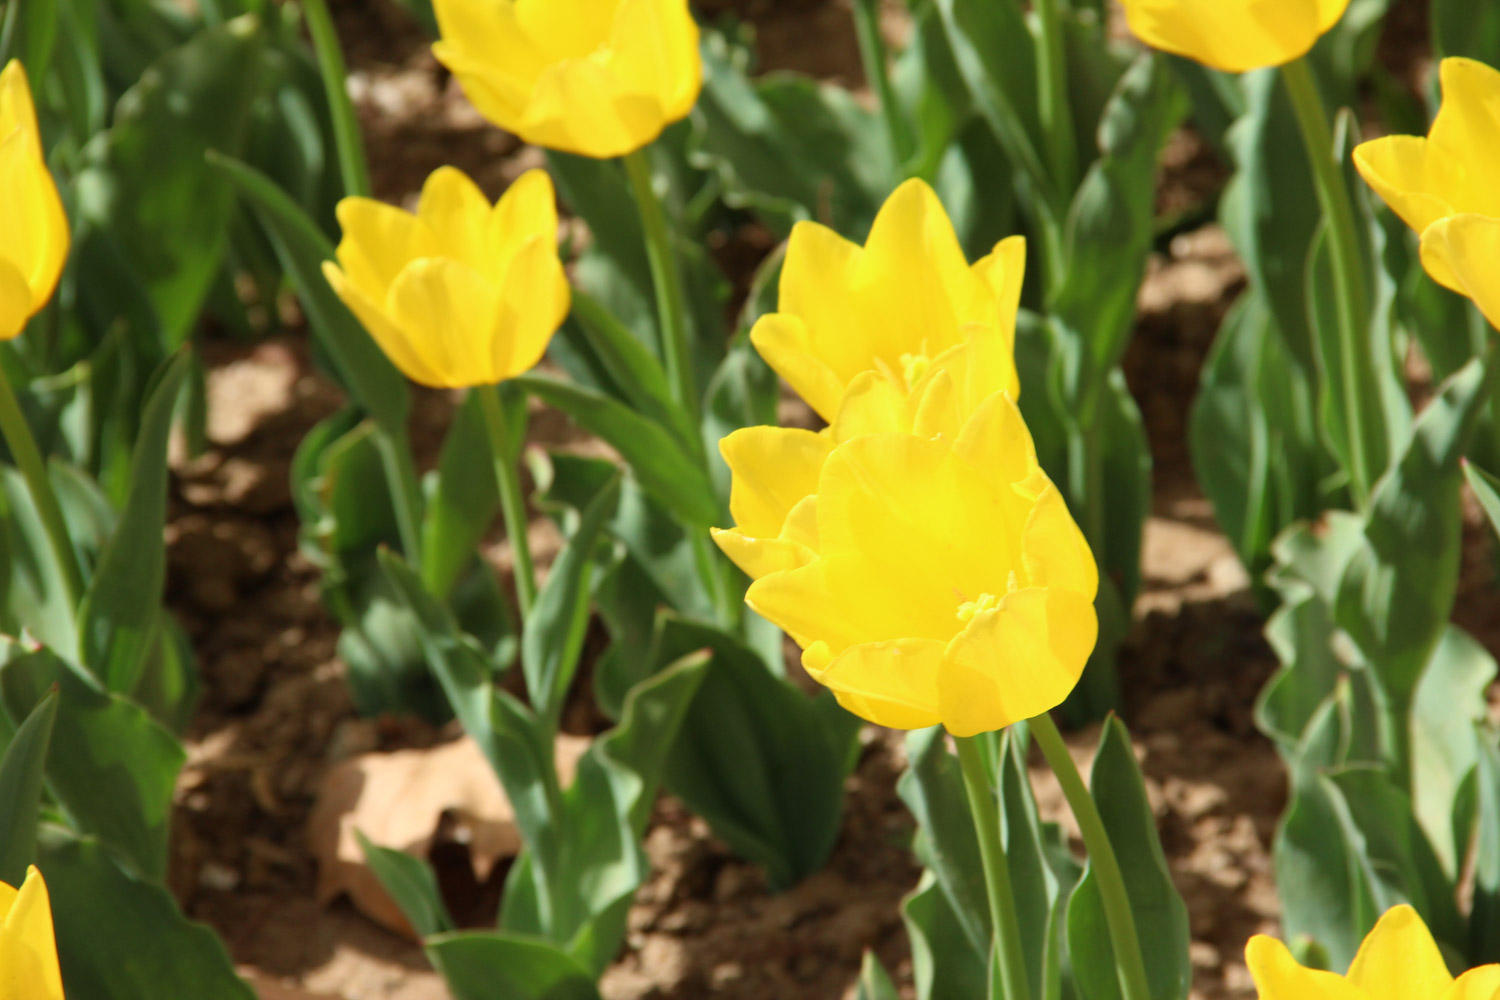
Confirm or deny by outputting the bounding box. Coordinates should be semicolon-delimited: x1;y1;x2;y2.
1354;57;1500;329
1118;0;1351;73
733;391;1097;737
323;166;570;389
1247;904;1500;1000
750;178;1025;424
431;0;701;159
0;60;69;341
0;866;64;1000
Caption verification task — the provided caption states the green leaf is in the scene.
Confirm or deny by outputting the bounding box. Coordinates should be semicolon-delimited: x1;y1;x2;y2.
1469;729;1500;962
0;0;59;83
425;932;600;1000
1067;716;1190;1000
1463;459;1500;544
354;829;455;938
0;648;182;883
1432;0;1500;61
75;352;189;698
208;151;410;433
420;391;499;599
513;375;721;528
0;689;58;885
655;617;857;890
522;473;621;731
73;15;265;349
903;871;988;1000
855;950;900;1000
37;826;256;999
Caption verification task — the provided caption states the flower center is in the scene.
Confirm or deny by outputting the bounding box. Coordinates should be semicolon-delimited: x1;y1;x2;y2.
956;592;1000;624
900;351;932;389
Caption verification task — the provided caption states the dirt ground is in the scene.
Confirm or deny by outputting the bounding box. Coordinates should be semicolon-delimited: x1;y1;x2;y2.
160;1;1492;998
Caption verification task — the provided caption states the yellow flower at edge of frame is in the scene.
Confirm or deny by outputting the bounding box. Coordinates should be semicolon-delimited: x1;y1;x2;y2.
431;0;701;159
732;392;1099;738
0;60;70;341
1354;57;1500;326
1247;904;1500;1000
749;177;1025;424
1118;0;1351;74
323;166;570;389
0;866;65;1000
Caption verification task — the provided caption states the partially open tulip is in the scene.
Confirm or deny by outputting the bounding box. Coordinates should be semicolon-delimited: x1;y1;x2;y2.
734;392;1098;737
323;167;569;389
0;60;69;341
1119;0;1351;73
1354;58;1500;327
750;178;1025;424
0;866;64;1000
1247;904;1500;1000
431;0;701;159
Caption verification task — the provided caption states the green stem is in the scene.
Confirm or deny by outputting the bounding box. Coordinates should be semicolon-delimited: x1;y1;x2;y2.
1029;713;1150;1000
623;148;698;421
0;364;83;607
1033;0;1077;191
372;428;425;583
955;735;1033;1000
301;0;372;199
478;384;537;617
1280;56;1375;509
851;0;915;170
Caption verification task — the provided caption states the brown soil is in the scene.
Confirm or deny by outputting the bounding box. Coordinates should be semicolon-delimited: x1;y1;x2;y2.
160;1;1495;999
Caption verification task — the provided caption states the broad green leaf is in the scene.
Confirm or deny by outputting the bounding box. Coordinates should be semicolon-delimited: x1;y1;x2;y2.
0;0;59;87
208;151;410;433
420;391;499;599
75;351;189;698
997;725;1063;998
1432;0;1500;61
903;871;988;1000
522;473;621;731
1067;716;1190;1000
38;826;255;999
1470;729;1500;962
1463;459;1500;544
513;375;721;528
655;617;857;890
855;950;900;1000
0;689;58;885
354;829;455;938
0;465;81;654
1;648;182;883
426;932;600;1000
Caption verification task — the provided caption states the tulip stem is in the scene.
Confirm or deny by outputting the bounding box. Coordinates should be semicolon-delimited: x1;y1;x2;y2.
851;0;915;170
624;148;698;422
301;0;372;200
1280;57;1376;509
955;735;1034;1000
1030;712;1151;1000
478;384;537;617
1033;0;1077;192
0;364;83;609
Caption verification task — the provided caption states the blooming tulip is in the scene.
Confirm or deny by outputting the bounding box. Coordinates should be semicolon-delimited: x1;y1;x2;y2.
0;866;64;1000
431;0;701;159
1118;0;1352;73
0;60;69;341
1354;57;1500;329
323;167;569;389
735;391;1098;737
750;178;1025;424
1247;904;1500;1000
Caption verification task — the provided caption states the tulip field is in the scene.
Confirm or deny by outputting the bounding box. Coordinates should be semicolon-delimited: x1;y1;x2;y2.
8;0;1500;997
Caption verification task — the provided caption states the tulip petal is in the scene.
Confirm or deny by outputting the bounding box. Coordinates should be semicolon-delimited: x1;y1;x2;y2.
1346;904;1454;1000
0;121;67;319
488;169;560;278
1442;966;1500;1000
521;58;663;158
972;234;1027;351
386;258;503;387
514;0;618;61
749;312;848;422
812;638;945;730
1021;484;1098;599
333;196;429;303
938;587;1095;737
952;392;1039;494
1245;935;1367;1000
0;867;64;1000
605;0;702;122
416;166;493;276
1421;214;1500;332
493;233;570;379
913;326;1021;438
1353;135;1462;256
1121;0;1333;73
711;526;814;581
721;425;831;537
1427;58;1500;220
831;372;912;439
323;262;445;387
0;257;33;341
0;61;40;149
433;44;535;131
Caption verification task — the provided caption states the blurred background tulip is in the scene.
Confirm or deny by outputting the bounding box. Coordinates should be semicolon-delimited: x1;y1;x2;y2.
0;61;68;341
1119;0;1352;73
0;866;64;1000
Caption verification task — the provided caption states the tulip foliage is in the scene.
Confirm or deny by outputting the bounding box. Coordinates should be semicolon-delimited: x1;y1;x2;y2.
2;0;1500;998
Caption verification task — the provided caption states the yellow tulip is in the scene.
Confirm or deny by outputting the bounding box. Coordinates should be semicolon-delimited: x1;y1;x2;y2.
750;178;1025;424
0;60;69;341
1119;0;1351;73
0;866;64;1000
1354;57;1500;323
323;166;570;389
431;0;700;159
1247;905;1500;1000
712;326;1018;582
730;391;1098;737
